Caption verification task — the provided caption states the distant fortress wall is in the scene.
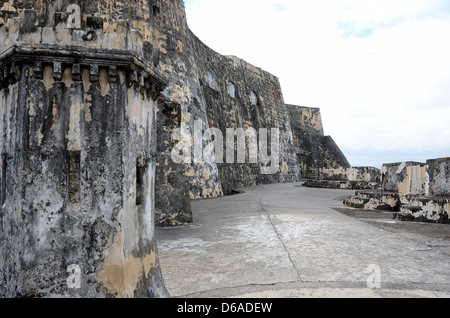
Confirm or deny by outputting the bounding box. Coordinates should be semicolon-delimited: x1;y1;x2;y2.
286;104;351;180
152;1;352;225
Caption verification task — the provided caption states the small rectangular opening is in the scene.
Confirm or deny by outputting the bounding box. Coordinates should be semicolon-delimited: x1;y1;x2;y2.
228;81;236;98
68;151;81;209
136;159;145;206
153;5;160;16
207;71;214;88
250;90;258;106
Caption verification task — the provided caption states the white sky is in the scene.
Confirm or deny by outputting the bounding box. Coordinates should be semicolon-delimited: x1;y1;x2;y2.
183;0;450;168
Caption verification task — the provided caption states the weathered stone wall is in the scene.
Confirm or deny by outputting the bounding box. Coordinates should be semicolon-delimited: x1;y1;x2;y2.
286;105;324;135
286;105;378;188
286;104;350;179
397;196;449;224
315;166;381;190
0;0;357;296
151;0;224;214
320;166;380;183
381;159;450;196
382;162;427;195
153;0;303;220
427;157;450;197
191;36;301;195
346;158;450;224
0;0;168;298
151;0;349;221
344;192;401;211
155;97;192;226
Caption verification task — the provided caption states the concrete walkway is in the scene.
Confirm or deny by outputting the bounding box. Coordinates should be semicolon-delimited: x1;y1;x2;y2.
156;183;450;298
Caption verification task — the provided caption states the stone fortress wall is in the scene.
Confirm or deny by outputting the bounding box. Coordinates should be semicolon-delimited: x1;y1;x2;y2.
0;0;363;297
286;104;349;179
151;0;356;226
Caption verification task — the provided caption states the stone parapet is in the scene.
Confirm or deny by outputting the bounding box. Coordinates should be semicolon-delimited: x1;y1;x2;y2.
381;161;427;195
427;157;450;197
0;7;166;95
344;157;450;224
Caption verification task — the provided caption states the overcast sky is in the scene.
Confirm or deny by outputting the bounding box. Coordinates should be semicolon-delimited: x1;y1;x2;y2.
183;0;450;168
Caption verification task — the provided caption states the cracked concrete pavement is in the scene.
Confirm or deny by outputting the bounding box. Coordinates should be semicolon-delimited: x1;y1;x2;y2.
156;183;450;298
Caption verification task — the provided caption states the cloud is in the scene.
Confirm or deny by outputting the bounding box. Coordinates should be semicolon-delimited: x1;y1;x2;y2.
184;0;450;167
270;2;285;12
339;23;374;38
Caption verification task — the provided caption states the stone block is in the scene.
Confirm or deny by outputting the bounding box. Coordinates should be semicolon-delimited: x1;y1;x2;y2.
427;157;450;196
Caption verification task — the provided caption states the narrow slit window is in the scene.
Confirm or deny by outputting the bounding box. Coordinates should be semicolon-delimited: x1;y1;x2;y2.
136;158;145;206
68;151;81;209
207;71;214;88
250;91;258;105
228;81;236;98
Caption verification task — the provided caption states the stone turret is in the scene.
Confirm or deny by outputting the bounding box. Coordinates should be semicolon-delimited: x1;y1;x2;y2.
0;0;168;297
